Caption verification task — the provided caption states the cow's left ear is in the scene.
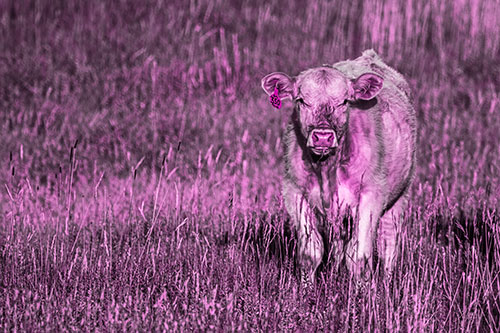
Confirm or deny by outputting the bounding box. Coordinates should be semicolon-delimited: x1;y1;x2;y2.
350;73;384;101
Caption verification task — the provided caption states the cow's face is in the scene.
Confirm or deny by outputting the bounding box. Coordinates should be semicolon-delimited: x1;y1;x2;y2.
262;67;383;158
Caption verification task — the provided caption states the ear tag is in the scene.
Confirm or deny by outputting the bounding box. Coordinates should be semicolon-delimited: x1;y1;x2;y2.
270;86;281;109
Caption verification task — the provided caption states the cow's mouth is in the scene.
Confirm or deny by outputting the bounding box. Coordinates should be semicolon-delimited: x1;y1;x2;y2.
311;147;331;155
310;147;336;160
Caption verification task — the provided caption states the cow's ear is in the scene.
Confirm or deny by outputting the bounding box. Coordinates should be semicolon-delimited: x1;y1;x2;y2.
350;73;383;101
261;72;294;100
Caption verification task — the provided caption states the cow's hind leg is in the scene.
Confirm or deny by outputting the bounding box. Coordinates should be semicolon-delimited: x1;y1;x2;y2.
377;192;408;274
284;184;324;285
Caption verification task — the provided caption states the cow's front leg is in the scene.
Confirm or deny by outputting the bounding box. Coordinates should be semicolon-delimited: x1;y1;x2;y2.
346;192;382;277
284;184;324;284
297;206;324;285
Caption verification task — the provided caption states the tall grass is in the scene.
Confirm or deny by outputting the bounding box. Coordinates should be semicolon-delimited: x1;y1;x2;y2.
1;0;499;330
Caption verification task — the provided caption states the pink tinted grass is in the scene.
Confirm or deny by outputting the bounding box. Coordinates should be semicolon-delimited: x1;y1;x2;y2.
0;0;499;331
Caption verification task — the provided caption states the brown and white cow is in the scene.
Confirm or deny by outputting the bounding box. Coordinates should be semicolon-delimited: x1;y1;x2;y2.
262;50;416;281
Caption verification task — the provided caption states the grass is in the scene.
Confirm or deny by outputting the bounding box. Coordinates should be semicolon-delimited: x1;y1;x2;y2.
1;0;499;331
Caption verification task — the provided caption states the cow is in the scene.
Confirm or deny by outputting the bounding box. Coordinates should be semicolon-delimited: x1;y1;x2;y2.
261;49;416;282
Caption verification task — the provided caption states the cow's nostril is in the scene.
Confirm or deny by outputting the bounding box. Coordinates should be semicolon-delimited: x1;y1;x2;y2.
313;133;319;143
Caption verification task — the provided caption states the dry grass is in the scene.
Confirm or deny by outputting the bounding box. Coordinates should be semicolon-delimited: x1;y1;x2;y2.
1;0;499;331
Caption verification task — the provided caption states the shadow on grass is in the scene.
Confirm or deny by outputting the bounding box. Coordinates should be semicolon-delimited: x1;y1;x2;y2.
432;207;498;269
431;207;500;329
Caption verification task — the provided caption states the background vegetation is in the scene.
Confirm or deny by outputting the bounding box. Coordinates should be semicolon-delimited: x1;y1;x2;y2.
1;0;499;330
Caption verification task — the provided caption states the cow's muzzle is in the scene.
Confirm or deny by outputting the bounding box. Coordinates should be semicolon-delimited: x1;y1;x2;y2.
307;128;338;155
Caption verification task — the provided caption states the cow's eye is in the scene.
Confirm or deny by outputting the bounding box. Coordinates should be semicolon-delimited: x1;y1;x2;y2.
295;98;310;107
336;100;348;109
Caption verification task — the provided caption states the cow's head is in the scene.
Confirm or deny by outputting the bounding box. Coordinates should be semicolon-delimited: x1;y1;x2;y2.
262;67;383;158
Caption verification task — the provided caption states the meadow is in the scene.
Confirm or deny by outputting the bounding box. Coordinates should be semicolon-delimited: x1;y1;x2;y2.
1;0;499;331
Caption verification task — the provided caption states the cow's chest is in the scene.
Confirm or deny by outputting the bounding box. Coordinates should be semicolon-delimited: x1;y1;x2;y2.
307;163;338;213
308;163;362;216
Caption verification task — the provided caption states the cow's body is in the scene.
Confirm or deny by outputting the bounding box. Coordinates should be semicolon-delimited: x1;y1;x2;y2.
262;50;416;280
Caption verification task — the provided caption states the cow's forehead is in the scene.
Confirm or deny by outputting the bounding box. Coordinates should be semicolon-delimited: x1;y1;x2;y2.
296;68;349;103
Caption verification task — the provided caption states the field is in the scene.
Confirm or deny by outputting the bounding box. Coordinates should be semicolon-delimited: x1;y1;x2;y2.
1;0;499;331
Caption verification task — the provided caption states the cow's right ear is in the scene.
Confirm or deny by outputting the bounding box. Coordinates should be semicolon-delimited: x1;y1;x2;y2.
261;72;294;100
349;72;384;101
